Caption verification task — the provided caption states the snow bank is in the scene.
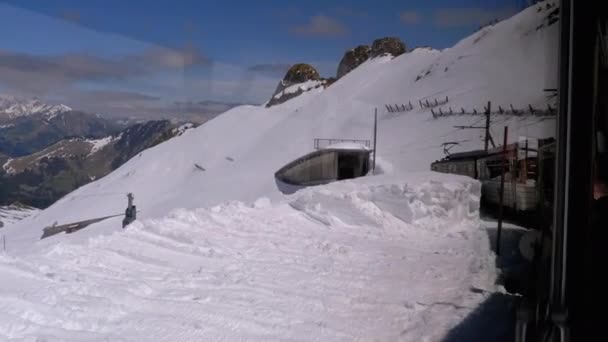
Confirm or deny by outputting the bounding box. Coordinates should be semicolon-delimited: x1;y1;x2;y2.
0;173;495;341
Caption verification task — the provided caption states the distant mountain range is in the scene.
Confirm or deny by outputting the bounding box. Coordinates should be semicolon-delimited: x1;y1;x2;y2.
0;95;248;208
0;119;196;208
0;95;72;120
0;95;120;157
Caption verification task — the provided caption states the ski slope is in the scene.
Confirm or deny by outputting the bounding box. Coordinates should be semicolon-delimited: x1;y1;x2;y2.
1;3;557;341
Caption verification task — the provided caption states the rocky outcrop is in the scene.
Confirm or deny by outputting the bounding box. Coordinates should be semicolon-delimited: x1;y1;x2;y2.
370;37;407;58
336;38;407;79
265;37;408;105
282;64;320;84
337;45;371;78
267;64;323;107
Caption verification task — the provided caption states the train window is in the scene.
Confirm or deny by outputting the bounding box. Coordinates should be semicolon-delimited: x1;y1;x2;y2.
0;0;586;341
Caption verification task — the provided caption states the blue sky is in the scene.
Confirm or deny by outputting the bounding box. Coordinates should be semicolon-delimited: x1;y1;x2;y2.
0;0;526;118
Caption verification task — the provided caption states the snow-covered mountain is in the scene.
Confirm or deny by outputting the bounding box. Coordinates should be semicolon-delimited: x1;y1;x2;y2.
0;97;119;157
0;3;559;340
1;121;196;208
0;95;71;121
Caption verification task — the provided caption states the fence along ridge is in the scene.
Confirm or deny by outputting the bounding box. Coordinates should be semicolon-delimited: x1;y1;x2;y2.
430;103;556;119
385;101;414;113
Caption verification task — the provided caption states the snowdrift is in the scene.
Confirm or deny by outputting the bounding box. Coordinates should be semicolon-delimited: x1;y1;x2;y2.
0;174;494;341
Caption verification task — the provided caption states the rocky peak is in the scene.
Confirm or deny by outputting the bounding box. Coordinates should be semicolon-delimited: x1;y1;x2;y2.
370;37;407;58
267;64;324;107
337;45;371;79
282;63;321;84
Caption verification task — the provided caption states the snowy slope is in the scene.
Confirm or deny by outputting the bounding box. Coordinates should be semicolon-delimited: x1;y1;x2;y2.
6;4;557;243
0;174;497;341
0;205;38;228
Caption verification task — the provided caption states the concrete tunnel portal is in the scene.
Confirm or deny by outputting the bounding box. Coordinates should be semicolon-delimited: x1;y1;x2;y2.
274;143;372;194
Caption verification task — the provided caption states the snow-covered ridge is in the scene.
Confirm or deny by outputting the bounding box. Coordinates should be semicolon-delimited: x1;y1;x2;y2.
173;122;195;136
273;80;324;99
0;95;72;120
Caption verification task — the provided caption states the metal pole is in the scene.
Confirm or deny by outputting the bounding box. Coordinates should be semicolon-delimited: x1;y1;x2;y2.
372;108;377;173
484;101;491;152
523;139;529;183
496;125;508;256
2;235;5;252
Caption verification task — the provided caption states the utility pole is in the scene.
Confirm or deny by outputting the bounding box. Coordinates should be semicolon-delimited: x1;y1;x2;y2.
453;101;495;150
372;108;378;173
496;125;508;256
484;101;491;152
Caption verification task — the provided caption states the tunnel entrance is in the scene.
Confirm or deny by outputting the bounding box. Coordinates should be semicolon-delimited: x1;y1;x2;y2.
337;154;358;180
275;144;372;194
